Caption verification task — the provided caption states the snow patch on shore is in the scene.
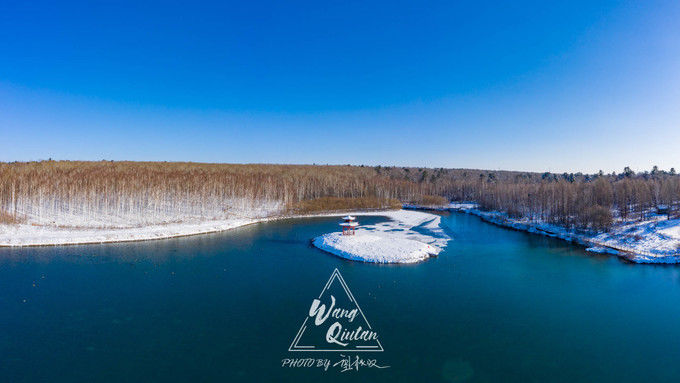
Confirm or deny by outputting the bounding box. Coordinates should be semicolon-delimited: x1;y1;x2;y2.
6;198;282;228
0;197;285;247
312;210;450;263
0;218;265;247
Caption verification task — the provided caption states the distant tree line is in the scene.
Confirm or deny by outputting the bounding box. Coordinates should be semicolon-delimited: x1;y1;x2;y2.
0;161;678;230
436;167;680;231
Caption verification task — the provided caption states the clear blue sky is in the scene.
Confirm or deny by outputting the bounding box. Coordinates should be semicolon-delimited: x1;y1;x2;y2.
1;0;678;173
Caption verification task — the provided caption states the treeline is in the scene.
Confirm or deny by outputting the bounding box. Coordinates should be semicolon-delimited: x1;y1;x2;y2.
0;161;427;226
470;176;680;230
289;197;402;214
0;161;678;230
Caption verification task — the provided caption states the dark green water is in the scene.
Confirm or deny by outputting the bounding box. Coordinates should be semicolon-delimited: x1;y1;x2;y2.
2;212;680;382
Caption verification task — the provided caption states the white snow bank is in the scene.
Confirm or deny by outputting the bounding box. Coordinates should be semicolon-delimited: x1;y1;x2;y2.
592;218;680;263
312;210;450;263
659;224;680;240
0;197;285;247
0;218;263;247
313;232;439;263
6;198;282;228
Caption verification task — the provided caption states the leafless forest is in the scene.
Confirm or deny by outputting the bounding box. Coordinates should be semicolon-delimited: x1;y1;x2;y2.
0;161;678;230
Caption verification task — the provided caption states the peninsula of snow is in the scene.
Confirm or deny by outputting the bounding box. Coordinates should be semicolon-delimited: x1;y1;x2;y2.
312;210;450;263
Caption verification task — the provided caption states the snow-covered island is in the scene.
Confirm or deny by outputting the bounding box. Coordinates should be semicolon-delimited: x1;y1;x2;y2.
312;210;450;263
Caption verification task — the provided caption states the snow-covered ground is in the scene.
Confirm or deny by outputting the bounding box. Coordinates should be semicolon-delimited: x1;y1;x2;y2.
0;217;267;246
443;202;680;264
592;217;680;263
4;198;281;228
0;198;283;247
312;210;450;263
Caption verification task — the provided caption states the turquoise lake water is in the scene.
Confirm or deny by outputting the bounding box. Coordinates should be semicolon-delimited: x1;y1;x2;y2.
2;211;680;382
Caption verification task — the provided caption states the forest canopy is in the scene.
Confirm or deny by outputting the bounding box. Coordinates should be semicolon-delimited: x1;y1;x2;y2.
1;161;678;230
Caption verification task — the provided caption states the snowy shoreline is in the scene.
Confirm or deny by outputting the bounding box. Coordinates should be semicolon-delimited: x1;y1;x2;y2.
5;201;677;265
0;217;267;247
0;209;445;249
410;202;680;264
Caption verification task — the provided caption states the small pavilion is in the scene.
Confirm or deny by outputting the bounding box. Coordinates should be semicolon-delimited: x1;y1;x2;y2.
340;215;358;235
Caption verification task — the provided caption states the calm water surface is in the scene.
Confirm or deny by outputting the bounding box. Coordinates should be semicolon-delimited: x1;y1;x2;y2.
2;212;680;382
